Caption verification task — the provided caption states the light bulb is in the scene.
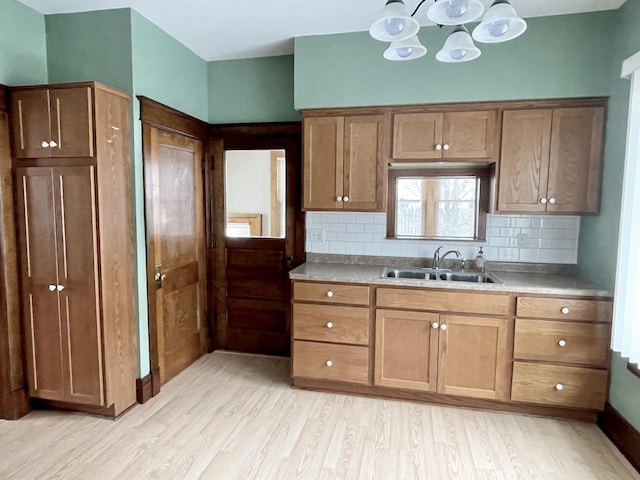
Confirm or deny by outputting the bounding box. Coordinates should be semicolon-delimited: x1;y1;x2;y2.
396;47;414;58
384;18;406;36
449;48;468;60
487;19;510;37
446;0;469;19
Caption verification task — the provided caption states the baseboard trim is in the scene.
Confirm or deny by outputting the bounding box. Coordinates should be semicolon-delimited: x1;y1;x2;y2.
136;374;153;404
598;403;640;473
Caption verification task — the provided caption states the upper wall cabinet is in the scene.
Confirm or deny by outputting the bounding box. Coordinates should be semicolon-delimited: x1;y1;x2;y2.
10;87;94;159
497;104;605;214
303;113;387;211
392;110;498;162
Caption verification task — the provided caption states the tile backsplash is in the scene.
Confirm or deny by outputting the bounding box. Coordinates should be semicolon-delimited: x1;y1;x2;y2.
306;212;580;264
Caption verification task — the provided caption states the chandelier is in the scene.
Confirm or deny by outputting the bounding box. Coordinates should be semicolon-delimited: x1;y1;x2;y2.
369;0;527;62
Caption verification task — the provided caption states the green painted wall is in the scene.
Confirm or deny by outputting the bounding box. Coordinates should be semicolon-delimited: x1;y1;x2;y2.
45;9;133;93
294;12;615;109
0;0;47;85
208;55;299;123
579;0;640;432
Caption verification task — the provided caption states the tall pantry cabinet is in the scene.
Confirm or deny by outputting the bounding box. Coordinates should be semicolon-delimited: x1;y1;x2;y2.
10;82;137;417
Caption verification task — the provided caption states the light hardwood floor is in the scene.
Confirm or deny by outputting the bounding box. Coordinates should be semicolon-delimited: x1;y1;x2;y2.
0;352;637;480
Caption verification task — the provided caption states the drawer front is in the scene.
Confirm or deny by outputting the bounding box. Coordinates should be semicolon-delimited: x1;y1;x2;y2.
511;362;607;410
516;296;612;322
514;319;609;367
293;282;370;305
293;341;370;384
376;288;509;316
293;303;370;345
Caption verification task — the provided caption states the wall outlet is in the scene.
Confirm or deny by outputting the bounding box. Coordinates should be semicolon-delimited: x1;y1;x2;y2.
516;233;528;248
309;229;325;242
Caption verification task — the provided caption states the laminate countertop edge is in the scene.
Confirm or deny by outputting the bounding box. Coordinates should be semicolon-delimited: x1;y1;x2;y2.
289;263;613;298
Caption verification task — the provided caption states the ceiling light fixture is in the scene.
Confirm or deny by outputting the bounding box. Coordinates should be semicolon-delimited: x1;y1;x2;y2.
370;0;527;63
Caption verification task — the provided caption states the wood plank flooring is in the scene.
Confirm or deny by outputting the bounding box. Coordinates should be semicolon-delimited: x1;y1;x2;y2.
0;352;637;479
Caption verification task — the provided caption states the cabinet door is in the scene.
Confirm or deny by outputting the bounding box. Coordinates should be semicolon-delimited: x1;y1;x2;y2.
343;115;387;211
497;109;552;212
443;110;497;159
54;166;103;406
546;107;604;214
303;116;344;209
392;112;442;160
374;309;439;392
437;315;508;400
10;90;52;159
14;167;66;401
49;88;94;158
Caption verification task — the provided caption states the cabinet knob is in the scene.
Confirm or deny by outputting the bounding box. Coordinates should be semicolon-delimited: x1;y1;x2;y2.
435;144;443;151
540;197;548;204
326;291;334;298
336;196;343;202
56;284;65;292
561;307;570;315
41;141;50;148
443;144;450;151
49;140;58;148
548;197;556;204
48;284;56;292
326;322;333;329
343;196;349;202
326;360;333;367
440;324;447;331
432;322;439;329
555;383;564;391
558;339;567;347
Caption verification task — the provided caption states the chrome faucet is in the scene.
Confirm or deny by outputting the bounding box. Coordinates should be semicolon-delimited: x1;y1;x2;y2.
432;246;461;270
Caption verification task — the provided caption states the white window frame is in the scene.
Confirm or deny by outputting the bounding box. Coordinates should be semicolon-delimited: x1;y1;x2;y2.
612;50;640;365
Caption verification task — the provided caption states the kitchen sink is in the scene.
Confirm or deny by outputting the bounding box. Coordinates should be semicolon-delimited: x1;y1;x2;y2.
380;267;502;284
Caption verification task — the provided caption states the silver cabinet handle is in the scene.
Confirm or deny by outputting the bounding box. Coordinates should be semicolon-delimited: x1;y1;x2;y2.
558;339;567;347
49;140;58;148
432;322;439;329
561;307;570;315
48;284;56;292
326;322;333;329
443;144;450;150
540;198;548;204
42;141;50;148
56;284;65;292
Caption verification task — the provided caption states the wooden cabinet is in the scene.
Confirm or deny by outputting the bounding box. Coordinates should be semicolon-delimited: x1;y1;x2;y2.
11;87;93;159
392;110;497;161
511;295;612;411
13;82;136;417
303;114;387;211
497;105;605;214
374;288;508;400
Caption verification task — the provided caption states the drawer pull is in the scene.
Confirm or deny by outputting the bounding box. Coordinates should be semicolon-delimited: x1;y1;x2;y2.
432;322;439;329
48;284;56;292
326;360;333;367
440;324;447;331
558;339;567;347
41;140;50;148
326;322;333;329
336;196;343;202
561;307;570;315
326;291;334;298
555;383;564;391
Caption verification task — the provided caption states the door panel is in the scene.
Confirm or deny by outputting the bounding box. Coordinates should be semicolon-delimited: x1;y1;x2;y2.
303;117;343;209
50;87;94;158
11;90;51;158
392;112;442;160
149;127;206;385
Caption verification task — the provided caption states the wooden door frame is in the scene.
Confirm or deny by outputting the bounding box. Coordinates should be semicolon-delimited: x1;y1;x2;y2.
0;85;30;419
139;97;210;398
208;122;305;351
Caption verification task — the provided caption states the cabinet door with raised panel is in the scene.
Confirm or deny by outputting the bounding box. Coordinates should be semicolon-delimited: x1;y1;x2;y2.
437;314;508;400
10;90;52;159
49;88;94;158
343;115;387;211
392;112;442;160
303;116;343;210
497;109;552;213
547;107;604;214
374;309;439;391
443;110;497;159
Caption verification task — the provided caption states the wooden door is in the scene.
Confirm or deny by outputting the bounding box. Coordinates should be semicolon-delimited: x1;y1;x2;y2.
10;90;51;159
343;115;387;211
374;309;439;392
437;314;508;400
146;126;207;386
392;112;442;160
15;167;65;401
303;116;343;209
547;107;604;214
49;87;94;158
443;110;497;159
497;109;553;212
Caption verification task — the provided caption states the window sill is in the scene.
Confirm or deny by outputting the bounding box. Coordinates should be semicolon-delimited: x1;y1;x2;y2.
628;361;640;380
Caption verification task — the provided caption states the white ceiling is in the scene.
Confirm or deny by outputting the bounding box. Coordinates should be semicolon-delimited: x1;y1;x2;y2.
18;0;627;61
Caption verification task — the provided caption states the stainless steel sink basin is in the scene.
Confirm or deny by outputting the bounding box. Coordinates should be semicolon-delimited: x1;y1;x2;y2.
380;267;502;284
